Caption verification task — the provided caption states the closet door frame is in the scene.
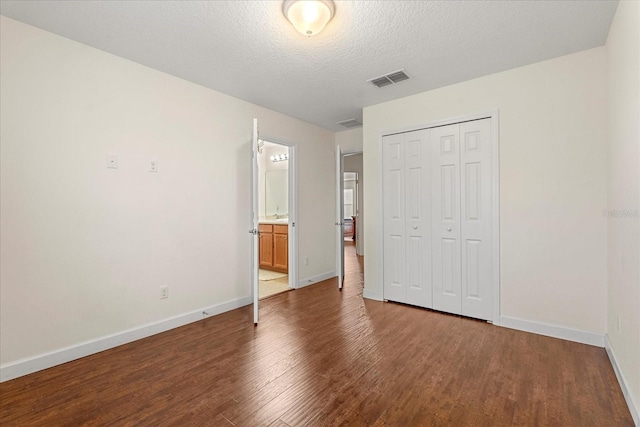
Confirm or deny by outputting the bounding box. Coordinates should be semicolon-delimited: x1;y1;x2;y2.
378;110;501;325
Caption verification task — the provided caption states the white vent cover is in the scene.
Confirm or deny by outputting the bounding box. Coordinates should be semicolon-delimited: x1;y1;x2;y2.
337;118;362;128
368;69;410;88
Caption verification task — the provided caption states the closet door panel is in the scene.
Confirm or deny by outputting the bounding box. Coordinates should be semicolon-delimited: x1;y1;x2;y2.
383;134;406;303
404;130;432;308
383;117;496;322
431;124;462;315
460;119;493;320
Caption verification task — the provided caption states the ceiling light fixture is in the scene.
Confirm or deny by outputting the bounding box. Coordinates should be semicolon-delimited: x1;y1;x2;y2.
283;0;335;37
270;153;289;162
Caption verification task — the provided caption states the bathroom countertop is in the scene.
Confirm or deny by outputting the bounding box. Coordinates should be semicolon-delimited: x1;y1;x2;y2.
258;219;289;225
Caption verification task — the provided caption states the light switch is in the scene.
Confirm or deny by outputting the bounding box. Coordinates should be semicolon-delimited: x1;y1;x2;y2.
149;159;158;173
107;154;118;169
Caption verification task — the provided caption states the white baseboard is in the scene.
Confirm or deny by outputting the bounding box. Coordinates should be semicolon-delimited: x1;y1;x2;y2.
297;270;335;289
0;296;252;383
499;315;605;347
606;335;639;426
362;288;383;301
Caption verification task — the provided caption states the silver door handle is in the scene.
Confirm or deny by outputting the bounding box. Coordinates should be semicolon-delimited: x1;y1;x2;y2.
447;227;452;232
413;226;418;230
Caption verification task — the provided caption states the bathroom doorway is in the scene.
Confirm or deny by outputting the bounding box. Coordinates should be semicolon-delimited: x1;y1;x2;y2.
257;139;296;299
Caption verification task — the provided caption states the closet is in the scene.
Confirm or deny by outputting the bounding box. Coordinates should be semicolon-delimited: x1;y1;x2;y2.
382;118;495;321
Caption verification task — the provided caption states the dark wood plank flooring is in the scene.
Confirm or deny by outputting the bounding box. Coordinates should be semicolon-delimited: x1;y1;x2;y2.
0;242;633;426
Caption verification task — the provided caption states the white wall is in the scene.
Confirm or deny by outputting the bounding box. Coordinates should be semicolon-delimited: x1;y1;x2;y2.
606;0;640;419
363;47;608;335
343;154;364;256
0;17;336;368
335;128;363;153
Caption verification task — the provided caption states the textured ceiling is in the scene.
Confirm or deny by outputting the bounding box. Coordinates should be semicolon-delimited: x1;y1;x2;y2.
0;0;618;132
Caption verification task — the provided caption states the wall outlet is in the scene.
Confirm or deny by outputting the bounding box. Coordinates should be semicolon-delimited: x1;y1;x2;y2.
160;285;168;299
149;159;158;172
107;154;118;169
305;257;309;266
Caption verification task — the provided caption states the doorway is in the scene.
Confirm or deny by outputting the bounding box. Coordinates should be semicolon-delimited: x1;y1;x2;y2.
340;152;364;290
343;172;357;242
257;139;295;299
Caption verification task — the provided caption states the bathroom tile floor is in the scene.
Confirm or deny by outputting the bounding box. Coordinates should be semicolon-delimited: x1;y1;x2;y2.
259;275;290;299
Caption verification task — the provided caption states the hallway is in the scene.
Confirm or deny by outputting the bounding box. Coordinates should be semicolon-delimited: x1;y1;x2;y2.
342;239;363;290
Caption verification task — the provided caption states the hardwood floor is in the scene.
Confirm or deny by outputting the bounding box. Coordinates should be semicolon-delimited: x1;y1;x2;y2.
0;242;632;426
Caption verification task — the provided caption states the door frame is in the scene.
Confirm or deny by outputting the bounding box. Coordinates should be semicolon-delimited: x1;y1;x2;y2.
377;110;500;325
251;119;260;325
336;146;344;289
336;149;364;288
258;136;299;292
342;151;363;257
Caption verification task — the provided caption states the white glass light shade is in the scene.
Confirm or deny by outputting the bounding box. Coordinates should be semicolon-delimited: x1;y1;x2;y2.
283;0;335;37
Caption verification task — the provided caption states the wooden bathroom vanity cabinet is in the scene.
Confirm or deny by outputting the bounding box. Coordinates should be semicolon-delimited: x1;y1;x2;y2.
258;223;288;273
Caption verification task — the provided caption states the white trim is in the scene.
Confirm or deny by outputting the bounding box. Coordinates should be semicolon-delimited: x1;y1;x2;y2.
375;128;385;309
288;144;298;290
252;119;260;324
0;296;252;383
336;145;344;289
378;110;501;324
490;111;501;325
297;270;336;289
380;110;500;138
606;335;639;426
363;288;383;301
499;315;605;347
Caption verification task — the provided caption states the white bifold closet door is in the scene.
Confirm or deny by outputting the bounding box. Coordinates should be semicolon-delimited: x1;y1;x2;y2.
383;118;493;321
431;124;462;315
383;129;432;308
458;119;493;320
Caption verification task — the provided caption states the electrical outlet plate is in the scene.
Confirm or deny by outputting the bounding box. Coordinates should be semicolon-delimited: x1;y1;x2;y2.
160;285;168;299
149;159;158;173
107;154;118;169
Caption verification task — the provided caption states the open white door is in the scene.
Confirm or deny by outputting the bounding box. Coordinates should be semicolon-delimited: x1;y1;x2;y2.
335;146;344;289
251;118;259;325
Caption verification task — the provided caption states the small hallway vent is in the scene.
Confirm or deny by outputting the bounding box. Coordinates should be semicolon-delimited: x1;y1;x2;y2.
368;69;410;88
337;118;362;128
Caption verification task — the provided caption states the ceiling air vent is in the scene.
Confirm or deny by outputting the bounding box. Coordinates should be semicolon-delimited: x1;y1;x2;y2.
368;69;410;88
337;118;362;128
